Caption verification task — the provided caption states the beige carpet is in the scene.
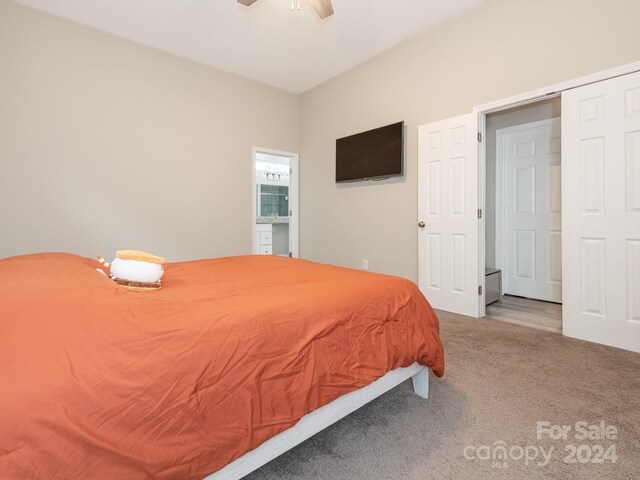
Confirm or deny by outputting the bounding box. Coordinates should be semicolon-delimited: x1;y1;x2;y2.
245;311;640;480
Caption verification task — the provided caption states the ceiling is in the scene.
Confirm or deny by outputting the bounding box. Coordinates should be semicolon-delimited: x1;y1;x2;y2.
14;0;486;93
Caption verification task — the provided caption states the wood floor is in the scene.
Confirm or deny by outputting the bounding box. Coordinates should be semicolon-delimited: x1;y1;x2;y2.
485;294;562;333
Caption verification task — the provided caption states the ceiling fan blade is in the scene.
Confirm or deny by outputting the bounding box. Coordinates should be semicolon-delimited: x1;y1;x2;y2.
237;0;259;6
308;0;334;19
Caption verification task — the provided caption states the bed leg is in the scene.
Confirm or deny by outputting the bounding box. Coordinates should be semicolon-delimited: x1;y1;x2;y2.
411;366;429;399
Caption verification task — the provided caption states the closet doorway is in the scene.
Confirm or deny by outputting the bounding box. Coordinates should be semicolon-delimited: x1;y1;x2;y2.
419;62;640;351
484;99;562;332
252;148;299;258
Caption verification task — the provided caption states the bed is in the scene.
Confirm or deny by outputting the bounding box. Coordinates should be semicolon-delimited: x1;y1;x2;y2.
0;253;444;479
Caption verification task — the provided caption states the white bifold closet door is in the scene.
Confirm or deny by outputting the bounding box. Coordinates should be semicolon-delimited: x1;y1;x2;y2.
418;113;479;318
562;70;640;353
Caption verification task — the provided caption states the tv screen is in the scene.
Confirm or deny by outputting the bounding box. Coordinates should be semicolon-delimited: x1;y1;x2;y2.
336;121;404;183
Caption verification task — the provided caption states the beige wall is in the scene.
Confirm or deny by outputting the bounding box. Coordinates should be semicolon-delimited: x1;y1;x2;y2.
0;0;298;261
3;0;640;274
299;0;640;281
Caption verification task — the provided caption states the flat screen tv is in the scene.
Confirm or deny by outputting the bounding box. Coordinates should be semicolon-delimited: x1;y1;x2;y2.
336;121;404;183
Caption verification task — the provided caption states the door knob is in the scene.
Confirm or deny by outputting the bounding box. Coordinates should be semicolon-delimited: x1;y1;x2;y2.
418;221;426;228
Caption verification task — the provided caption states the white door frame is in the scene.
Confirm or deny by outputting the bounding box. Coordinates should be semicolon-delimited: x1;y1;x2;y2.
251;147;299;258
473;60;640;318
495;117;561;297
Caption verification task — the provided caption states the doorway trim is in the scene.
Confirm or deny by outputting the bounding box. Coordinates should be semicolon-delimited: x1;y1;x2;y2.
473;60;640;318
495;117;561;297
251;147;299;258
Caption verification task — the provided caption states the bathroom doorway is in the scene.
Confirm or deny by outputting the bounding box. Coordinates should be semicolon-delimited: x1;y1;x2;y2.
252;148;299;258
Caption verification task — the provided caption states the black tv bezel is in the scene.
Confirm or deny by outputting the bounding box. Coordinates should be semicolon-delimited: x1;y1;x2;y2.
335;121;405;183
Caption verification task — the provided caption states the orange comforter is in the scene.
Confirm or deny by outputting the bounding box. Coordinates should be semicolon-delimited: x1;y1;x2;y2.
0;253;444;479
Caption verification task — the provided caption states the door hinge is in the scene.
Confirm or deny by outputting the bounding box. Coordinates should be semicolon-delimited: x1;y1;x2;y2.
288;252;293;258
477;209;482;219
290;167;293;174
289;209;293;216
477;132;482;143
478;285;483;295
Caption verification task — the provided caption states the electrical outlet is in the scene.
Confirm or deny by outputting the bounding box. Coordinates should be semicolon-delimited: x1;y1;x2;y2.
362;259;369;270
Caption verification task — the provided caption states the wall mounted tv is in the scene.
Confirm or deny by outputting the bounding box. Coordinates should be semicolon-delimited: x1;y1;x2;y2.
335;121;405;183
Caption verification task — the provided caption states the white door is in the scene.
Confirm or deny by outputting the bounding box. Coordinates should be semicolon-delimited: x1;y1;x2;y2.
562;70;640;353
500;118;562;303
418;113;479;317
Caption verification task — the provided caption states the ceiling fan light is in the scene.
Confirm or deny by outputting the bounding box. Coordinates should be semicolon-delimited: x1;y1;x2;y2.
238;0;334;19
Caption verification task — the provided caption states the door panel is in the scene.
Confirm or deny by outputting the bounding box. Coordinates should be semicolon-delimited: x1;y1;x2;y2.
628;240;640;322
501;118;562;302
418;113;479;317
562;70;640;353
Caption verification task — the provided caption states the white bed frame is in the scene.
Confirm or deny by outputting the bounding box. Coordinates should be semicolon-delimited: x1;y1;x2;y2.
205;362;429;480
